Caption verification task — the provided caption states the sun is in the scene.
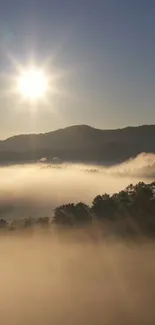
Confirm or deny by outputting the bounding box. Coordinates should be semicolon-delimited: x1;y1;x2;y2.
17;68;48;100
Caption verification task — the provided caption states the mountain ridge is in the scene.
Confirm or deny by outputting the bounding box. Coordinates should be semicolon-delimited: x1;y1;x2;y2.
0;124;155;164
2;124;155;141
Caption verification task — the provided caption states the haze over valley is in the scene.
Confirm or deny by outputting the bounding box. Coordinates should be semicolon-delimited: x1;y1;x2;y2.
1;0;155;324
0;150;154;220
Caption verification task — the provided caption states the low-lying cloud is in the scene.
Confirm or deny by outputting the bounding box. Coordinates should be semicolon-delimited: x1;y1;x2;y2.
1;154;155;324
0;152;154;220
1;233;155;325
108;152;155;178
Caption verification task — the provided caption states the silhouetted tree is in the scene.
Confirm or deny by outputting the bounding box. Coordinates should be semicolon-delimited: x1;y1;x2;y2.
53;203;76;226
74;202;92;224
92;194;115;220
53;181;155;236
53;202;91;226
0;218;8;229
1;181;155;237
37;217;49;226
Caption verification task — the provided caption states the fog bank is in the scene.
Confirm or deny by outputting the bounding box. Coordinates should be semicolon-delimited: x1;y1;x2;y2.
0;153;154;219
1;233;155;325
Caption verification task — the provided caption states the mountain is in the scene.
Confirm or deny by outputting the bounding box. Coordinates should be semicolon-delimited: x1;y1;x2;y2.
0;124;155;164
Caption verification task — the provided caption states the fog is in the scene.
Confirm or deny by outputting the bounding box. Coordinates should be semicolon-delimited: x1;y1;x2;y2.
1;153;155;324
0;152;154;220
1;232;155;325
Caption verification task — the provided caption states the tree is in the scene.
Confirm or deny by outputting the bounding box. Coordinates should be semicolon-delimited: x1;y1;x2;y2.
74;202;92;224
0;218;8;229
112;190;131;213
53;202;92;226
124;182;155;235
53;203;76;226
92;194;115;220
37;217;49;226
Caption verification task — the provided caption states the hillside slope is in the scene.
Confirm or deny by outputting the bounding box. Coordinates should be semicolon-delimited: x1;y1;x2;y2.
0;124;155;164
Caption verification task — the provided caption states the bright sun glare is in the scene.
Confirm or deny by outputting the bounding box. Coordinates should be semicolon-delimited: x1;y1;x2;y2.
18;68;48;100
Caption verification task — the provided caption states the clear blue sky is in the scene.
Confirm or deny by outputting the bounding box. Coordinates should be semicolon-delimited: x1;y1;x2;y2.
0;0;155;137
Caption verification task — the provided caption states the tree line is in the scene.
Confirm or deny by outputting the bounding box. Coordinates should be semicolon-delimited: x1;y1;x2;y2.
0;181;155;236
53;182;155;236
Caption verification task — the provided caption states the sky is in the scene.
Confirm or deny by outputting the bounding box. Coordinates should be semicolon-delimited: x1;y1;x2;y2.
0;0;155;138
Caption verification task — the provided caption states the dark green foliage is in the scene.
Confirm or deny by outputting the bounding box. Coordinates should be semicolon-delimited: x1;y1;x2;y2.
75;202;92;224
53;202;91;226
53;182;155;236
92;194;116;220
1;181;155;236
54;204;76;226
